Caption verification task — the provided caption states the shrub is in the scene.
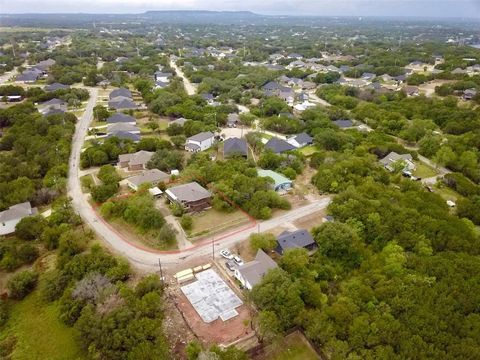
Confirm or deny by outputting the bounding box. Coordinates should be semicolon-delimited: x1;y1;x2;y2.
158;224;176;245
180;215;193;231
15;215;46;241
7;270;38;299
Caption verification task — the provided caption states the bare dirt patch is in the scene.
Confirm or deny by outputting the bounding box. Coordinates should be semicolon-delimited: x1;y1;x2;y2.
293;210;327;230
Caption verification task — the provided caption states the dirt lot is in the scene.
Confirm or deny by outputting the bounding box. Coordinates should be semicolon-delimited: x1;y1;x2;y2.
168;265;256;347
293;209;327;230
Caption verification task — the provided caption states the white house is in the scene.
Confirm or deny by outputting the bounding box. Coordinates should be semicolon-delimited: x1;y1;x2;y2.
0;202;37;236
185;131;215;152
234;250;278;290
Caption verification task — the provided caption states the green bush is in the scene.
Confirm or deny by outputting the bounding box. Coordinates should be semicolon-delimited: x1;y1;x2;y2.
7;270;38;299
180;215;193;231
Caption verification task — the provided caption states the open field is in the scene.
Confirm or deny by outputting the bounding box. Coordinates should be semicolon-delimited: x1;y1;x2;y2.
0;283;86;360
413;162;438;178
253;331;320;360
299;145;317;156
190;209;250;239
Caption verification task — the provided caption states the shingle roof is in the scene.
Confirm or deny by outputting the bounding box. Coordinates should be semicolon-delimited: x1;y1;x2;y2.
44;82;70;92
276;229;315;252
107;112;136;124
108;97;137;110
107;123;140;134
107;131;140;142
0;202;35;222
127;169;169;187
41;98;66;106
333;119;353;128
188;131;214;142
118;150;154;166
166;182;211;203
224;137;247;157
237;250;278;288
109;88;132;100
265;137;296;153
294;132;313;145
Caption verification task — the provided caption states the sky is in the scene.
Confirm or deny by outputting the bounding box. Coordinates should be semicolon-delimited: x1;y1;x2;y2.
1;0;479;18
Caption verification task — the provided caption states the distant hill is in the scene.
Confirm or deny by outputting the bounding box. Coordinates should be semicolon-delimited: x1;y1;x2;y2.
142;10;262;24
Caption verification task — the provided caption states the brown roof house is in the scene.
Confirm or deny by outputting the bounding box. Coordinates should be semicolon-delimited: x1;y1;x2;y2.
234;250;278;290
165;182;211;212
118;150;154;171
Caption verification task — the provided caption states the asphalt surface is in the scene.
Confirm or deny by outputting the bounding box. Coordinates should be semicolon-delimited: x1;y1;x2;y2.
67;87;331;272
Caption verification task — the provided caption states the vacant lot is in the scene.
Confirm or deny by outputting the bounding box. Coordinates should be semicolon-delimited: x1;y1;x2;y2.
1;284;86;360
253;331;320;360
413;162;438;178
190;209;250;239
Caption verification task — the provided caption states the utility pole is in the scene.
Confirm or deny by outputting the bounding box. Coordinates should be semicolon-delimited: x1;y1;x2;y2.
158;258;164;285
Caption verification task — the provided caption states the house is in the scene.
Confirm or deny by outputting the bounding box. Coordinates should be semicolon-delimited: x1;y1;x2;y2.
287;53;303;60
275;229;316;255
106;112;136;125
169;117;188;127
287;133;313;148
126;169;170;191
106;131;141;142
234;250;278;290
108;96;137;110
262;81;282;92
38;98;67;115
226;113;240;128
200;93;215;104
107;123;140;135
154;71;172;83
223;137;248;158
5;95;23;102
109;88;132;100
463;88;477;100
154;81;169;89
16;68;42;83
258;169;293;192
185;131;215;152
165;182;211;212
44;82;70;92
35;58;56;72
265;137;297;153
118;150;154;171
380;152;416;172
0;202;38;236
333;119;354;128
362;72;376;81
403;86;420;97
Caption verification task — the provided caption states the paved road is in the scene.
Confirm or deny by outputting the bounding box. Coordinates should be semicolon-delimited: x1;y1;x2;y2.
0;67;19;85
170;57;196;96
67;88;331;272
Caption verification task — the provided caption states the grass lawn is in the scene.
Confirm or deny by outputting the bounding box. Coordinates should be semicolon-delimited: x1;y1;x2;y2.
190;209;250;239
260;332;320;360
299;145;317;156
1;286;86;360
434;184;460;202
413;162;438;178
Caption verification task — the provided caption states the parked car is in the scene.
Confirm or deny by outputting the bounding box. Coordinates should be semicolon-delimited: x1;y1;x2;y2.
225;260;236;271
233;255;244;266
220;249;233;260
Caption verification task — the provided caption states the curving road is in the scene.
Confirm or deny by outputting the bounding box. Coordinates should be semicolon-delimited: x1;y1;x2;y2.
68;87;331;272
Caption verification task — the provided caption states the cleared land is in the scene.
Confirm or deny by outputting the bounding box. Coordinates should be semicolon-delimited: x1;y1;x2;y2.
190;209;250;239
255;331;320;360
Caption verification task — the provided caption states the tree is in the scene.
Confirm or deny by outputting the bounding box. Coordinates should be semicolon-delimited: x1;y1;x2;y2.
7;270;38;299
180;215;193;231
249;233;276;252
15;215;46;241
147;149;184;171
93;105;110;122
158;224;176;245
256;310;283;343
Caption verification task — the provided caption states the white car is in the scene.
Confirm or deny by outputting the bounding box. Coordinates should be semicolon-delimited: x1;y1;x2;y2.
220;249;233;260
233;255;244;266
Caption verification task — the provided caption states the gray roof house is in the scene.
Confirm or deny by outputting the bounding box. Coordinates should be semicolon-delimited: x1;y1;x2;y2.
169;117;188;127
165;182;211;212
107;123;140;134
234;250;278;290
223;137;248;158
380;152;416;172
265;137;296;153
109;88;132;100
126;169;170;191
44;82;70;92
333;119;354;128
16;69;42;83
287;132;313;148
106;131;141;142
0;202;38;236
107;112;136;124
275;229;316;255
108;96;137;110
38;98;67;115
185;131;215;152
